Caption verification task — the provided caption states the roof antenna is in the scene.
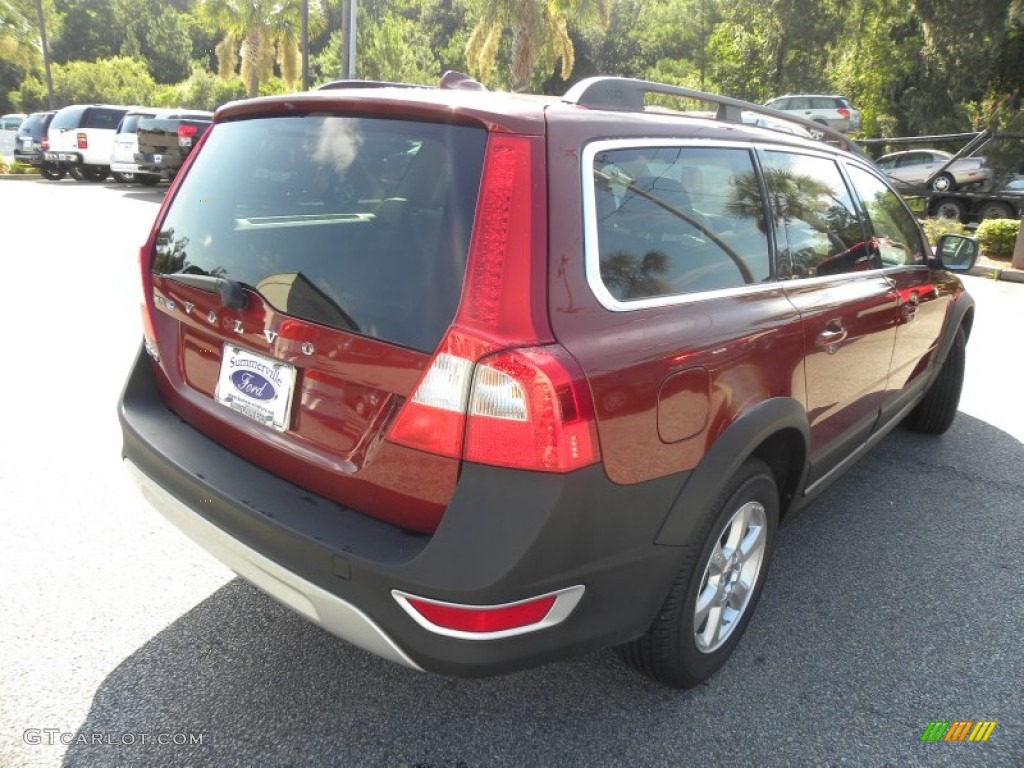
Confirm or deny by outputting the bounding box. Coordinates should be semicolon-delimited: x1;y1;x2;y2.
440;71;486;91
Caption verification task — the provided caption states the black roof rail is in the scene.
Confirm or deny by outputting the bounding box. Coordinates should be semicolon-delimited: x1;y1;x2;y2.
317;79;431;91
562;77;864;156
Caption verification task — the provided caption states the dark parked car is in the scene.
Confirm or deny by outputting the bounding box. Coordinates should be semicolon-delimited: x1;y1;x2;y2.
13;111;63;179
121;75;976;688
133;111;213;180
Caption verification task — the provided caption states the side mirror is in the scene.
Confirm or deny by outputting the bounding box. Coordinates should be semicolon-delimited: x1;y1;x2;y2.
934;234;979;272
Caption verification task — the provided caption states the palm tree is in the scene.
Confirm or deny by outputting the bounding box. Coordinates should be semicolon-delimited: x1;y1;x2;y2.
197;0;314;97
465;0;610;91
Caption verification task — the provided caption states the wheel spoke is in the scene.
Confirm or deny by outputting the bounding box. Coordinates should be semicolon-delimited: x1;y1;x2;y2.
694;582;716;628
737;521;765;563
728;576;752;609
708;543;728;576
698;604;724;649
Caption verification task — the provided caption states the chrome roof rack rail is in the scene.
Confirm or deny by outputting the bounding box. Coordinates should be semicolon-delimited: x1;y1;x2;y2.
562;76;864;156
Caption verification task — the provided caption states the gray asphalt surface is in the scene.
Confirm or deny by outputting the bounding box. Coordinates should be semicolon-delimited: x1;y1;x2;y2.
0;177;1021;768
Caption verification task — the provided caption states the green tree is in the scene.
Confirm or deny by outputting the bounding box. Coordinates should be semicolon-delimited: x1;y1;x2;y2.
464;0;610;91
13;55;155;110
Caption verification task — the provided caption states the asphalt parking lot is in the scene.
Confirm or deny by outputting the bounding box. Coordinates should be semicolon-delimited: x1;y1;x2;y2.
0;177;1021;768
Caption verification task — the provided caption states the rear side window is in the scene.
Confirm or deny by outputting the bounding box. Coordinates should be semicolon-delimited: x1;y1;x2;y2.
85;108;126;130
761;151;869;278
154;115;487;353
846;165;926;267
589;145;771;302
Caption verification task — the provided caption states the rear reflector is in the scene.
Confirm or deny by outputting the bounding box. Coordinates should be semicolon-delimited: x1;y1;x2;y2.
393;585;585;639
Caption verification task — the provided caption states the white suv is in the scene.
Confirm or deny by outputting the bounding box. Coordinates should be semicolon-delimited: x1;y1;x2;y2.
44;104;131;182
764;94;862;136
110;108;171;185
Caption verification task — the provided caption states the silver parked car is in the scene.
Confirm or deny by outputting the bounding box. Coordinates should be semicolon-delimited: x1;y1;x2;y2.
876;149;990;192
764;94;862;135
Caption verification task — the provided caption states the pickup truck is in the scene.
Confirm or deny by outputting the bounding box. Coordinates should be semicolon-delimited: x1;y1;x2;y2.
134;111;213;180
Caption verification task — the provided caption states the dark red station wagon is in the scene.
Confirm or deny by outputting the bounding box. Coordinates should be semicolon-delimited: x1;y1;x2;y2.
120;75;977;687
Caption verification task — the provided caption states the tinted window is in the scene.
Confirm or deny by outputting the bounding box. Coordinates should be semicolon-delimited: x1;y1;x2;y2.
85;108;127;129
761;151;870;278
847;166;926;267
592;145;770;300
119;113;156;133
50;106;87;130
17;113;45;137
155;116;487;353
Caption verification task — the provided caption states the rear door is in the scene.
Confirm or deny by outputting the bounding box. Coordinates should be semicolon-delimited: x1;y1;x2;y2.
762;148;900;485
145;112;488;532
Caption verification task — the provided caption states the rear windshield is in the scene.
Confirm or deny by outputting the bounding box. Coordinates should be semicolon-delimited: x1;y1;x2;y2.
84;107;127;129
50;106;87;131
119;113;156;133
18;113;46;137
154;115;487;353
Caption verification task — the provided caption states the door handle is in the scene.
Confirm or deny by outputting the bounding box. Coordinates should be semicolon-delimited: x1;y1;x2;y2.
816;325;848;354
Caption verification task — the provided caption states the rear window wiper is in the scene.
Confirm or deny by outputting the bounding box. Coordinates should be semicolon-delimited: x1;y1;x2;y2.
161;272;252;311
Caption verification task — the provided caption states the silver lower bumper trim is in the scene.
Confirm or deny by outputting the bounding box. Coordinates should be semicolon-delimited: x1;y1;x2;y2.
124;460;423;671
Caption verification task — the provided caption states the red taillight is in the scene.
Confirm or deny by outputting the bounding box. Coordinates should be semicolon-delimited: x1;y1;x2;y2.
41;136;49;150
386;132;600;472
177;123;198;139
464;347;599;471
138;246;159;358
386;331;494;458
459;133;548;345
76;132;87;149
837;107;850;119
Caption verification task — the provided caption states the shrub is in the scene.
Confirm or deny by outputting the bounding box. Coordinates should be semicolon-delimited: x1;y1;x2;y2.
975;218;1021;258
920;217;969;244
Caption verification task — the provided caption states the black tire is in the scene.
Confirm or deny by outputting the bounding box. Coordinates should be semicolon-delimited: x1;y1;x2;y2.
80;165;109;182
905;327;965;435
932;198;967;222
137;174;160;186
977;201;1013;220
616;458;779;688
112;171;136;183
38;166;66;181
931;172;956;192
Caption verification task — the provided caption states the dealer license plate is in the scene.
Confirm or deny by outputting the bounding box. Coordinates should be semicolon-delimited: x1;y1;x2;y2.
214;345;297;432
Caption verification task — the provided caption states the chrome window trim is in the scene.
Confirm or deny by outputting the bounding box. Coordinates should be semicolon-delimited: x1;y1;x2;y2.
581;138;886;312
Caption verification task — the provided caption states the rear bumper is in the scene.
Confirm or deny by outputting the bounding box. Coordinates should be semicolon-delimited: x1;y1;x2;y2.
119;348;687;676
134;152;182;174
44;150;82;165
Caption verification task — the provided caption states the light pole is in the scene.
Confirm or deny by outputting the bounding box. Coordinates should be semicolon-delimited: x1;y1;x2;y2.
347;0;356;78
34;0;54;108
301;0;309;89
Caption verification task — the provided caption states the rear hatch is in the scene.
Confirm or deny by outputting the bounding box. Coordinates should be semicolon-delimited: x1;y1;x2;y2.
137;115;212;159
112;112;156;164
143;109;490;532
